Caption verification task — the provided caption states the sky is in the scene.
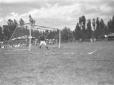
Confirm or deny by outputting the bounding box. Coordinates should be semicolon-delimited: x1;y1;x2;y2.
0;0;114;30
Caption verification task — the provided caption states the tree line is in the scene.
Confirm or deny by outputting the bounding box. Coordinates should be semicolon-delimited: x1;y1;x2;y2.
0;15;114;42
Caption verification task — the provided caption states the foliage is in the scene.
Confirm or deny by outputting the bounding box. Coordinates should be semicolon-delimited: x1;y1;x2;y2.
0;15;114;42
107;16;114;33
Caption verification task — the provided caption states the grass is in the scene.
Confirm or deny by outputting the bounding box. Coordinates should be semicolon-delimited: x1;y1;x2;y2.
0;41;114;85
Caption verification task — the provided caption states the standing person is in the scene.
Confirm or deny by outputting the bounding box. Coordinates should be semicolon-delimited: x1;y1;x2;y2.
39;34;49;49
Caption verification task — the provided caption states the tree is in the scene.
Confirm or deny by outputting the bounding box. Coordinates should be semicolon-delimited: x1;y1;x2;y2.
111;16;114;33
92;18;96;31
19;18;25;26
0;26;3;41
107;16;114;33
74;23;81;40
107;19;112;34
79;16;86;40
95;17;100;38
3;25;10;40
86;19;92;39
32;30;40;39
99;19;106;37
90;18;96;40
61;27;73;42
7;19;14;26
4;19;17;40
29;15;35;25
14;19;18;27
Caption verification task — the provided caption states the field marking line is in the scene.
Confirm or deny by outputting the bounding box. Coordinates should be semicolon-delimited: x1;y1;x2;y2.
88;50;97;55
88;46;107;55
4;53;28;55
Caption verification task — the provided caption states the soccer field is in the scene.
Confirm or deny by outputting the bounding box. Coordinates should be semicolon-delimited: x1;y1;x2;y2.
0;41;114;85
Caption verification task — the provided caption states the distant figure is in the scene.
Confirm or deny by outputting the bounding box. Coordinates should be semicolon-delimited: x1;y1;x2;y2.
39;34;49;49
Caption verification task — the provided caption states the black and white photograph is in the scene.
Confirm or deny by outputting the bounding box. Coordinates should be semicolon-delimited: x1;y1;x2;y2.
0;0;114;84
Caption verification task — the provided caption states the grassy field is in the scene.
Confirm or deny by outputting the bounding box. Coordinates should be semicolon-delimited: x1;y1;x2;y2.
0;41;114;85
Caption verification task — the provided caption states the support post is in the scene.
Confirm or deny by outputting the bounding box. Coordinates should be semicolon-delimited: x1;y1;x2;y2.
28;25;32;51
59;30;61;48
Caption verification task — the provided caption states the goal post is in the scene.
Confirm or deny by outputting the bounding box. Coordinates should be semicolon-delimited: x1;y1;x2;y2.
4;14;61;50
28;25;32;51
5;24;61;51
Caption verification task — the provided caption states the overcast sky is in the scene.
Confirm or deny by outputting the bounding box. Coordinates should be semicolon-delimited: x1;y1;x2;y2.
0;0;114;29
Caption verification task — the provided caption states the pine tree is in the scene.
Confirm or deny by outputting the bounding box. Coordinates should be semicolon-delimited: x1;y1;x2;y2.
108;16;114;33
86;19;92;39
95;17;100;38
74;23;81;40
79;16;86;40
